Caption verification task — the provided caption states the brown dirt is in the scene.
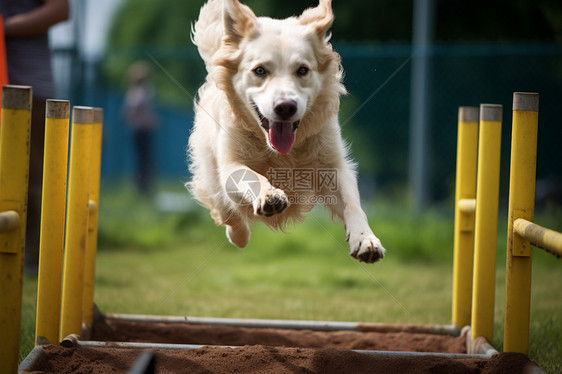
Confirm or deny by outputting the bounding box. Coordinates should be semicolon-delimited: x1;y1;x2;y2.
30;345;538;374
91;318;467;353
25;318;541;373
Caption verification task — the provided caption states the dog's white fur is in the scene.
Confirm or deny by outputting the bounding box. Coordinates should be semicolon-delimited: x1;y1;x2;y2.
188;0;385;263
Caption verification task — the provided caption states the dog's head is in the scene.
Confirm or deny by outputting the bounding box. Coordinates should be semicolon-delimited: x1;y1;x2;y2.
212;0;345;155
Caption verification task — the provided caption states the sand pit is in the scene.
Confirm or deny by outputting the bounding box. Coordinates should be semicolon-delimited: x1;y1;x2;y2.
91;317;468;353
26;344;538;374
21;316;542;373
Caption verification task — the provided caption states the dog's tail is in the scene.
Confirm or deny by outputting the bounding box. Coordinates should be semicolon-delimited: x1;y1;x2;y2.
191;0;224;66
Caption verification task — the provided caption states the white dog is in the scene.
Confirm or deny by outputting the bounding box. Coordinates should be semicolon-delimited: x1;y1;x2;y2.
187;0;385;263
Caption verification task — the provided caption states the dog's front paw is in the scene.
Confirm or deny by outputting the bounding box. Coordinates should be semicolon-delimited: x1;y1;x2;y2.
348;232;385;263
253;188;289;217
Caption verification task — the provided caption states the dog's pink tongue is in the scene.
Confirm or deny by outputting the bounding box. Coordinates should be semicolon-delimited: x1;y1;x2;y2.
269;121;295;154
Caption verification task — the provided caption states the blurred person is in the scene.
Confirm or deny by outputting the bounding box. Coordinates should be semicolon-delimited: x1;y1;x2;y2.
122;61;158;195
1;0;69;274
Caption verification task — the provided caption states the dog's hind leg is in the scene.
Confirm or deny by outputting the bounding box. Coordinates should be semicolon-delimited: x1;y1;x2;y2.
220;210;250;248
226;223;250;248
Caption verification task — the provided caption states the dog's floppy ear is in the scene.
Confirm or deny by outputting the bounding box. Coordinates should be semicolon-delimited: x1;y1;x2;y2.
299;0;333;39
223;0;257;43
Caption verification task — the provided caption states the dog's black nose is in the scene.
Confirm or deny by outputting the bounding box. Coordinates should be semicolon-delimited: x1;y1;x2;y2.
274;99;297;120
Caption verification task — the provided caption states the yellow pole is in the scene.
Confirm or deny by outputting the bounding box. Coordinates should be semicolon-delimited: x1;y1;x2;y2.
83;108;103;328
504;92;539;354
452;106;479;329
471;103;502;343
60;106;94;340
35;100;70;345
0;85;32;374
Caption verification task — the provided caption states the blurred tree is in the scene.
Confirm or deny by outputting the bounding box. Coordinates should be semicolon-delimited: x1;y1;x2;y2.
436;0;562;42
104;0;207;106
105;0;562;106
262;0;413;43
103;0;415;106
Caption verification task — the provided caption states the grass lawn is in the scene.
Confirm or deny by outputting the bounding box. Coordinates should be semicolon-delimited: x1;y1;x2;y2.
19;181;562;373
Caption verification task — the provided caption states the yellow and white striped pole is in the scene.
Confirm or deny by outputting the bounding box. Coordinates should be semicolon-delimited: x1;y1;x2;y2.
0;85;32;374
60;106;94;340
471;104;502;343
83;108;103;329
35;100;71;345
452;106;479;330
503;92;539;354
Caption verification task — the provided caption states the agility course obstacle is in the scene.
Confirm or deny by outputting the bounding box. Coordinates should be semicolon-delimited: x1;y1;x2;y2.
503;93;562;354
0;86;32;374
0;84;558;372
35;100;71;346
34;103;103;346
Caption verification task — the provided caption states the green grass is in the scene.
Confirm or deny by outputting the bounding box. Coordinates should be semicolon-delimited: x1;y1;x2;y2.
19;181;562;373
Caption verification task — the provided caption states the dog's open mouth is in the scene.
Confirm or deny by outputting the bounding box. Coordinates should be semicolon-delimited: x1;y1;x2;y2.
253;104;300;155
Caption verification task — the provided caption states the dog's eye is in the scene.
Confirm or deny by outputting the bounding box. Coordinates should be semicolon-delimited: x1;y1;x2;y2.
253;66;267;77
297;66;309;77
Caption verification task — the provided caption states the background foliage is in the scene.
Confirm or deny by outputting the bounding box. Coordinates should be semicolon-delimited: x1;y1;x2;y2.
93;0;562;203
104;0;562;103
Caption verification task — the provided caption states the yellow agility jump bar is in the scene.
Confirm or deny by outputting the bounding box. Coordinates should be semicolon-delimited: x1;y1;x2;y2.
0;85;32;374
0;210;20;232
513;218;562;258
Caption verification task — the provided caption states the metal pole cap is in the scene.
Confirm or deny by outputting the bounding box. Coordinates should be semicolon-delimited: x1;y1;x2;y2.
480;104;503;122
2;85;32;110
458;106;479;123
513;92;539;112
46;100;70;119
72;106;94;124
